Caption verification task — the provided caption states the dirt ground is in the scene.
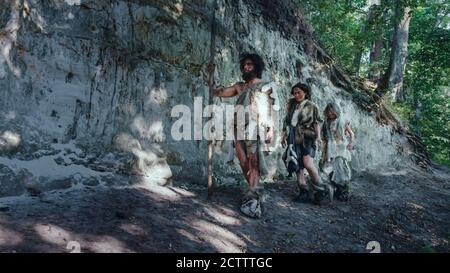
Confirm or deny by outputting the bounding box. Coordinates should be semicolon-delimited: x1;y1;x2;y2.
0;164;449;253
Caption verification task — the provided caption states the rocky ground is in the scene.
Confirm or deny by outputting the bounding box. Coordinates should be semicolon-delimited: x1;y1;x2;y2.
0;164;449;253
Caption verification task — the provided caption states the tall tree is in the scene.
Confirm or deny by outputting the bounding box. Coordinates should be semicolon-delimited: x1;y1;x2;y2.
368;8;388;82
352;0;381;76
368;38;382;81
376;2;412;102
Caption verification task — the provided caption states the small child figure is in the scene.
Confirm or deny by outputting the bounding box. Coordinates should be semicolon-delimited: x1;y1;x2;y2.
321;103;354;201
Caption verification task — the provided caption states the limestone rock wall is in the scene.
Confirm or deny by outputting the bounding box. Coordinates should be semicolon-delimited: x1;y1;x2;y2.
0;0;418;197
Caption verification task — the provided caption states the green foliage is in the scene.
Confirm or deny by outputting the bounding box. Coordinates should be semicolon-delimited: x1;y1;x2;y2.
300;0;450;166
299;0;367;71
421;243;436;253
404;2;450;166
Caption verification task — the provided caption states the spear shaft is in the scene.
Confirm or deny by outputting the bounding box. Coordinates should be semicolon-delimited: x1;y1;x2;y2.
207;0;217;199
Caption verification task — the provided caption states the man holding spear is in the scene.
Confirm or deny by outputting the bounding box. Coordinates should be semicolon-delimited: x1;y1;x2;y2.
209;53;279;218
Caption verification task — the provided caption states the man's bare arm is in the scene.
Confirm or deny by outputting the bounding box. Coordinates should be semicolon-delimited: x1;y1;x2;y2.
213;84;240;97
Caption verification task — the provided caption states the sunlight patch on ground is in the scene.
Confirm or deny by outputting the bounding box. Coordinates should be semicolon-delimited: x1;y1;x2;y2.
64;0;81;5
86;235;133;253
138;184;182;201
240;233;262;248
176;228;201;244
407;202;425;210
34;223;74;249
118;223;146;236
34;223;132;253
191;220;246;253
0;225;23;247
273;200;293;209
166;186;196;198
380;169;409;176
202;206;241;226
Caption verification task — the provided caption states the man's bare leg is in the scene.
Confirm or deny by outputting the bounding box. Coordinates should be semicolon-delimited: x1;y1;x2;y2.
235;143;259;189
247;152;259;189
235;141;250;183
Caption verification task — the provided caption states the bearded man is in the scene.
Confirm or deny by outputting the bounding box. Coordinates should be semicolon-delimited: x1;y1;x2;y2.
211;53;279;218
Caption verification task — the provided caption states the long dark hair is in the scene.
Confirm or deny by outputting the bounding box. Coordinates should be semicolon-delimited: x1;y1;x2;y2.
290;82;311;100
324;102;341;120
239;53;265;79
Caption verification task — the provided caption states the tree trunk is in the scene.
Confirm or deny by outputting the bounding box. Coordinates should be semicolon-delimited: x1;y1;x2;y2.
352;0;381;76
368;8;387;83
376;4;412;102
368;37;382;82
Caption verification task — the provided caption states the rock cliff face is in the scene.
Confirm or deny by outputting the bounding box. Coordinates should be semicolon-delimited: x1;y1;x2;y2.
0;0;425;197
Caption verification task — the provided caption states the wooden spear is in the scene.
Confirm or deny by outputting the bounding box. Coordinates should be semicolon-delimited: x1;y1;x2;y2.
207;0;217;199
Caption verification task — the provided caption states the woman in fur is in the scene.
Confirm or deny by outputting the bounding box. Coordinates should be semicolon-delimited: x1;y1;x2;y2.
281;82;330;205
320;102;354;201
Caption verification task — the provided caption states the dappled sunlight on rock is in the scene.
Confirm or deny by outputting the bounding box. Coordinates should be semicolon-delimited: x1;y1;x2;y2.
131;116;165;142
161;2;184;20
25;3;47;33
133;150;172;183
1;111;16;122
113;132;143;152
146;86;168;106
0;130;21;152
113;133;172;183
0;0;22;78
